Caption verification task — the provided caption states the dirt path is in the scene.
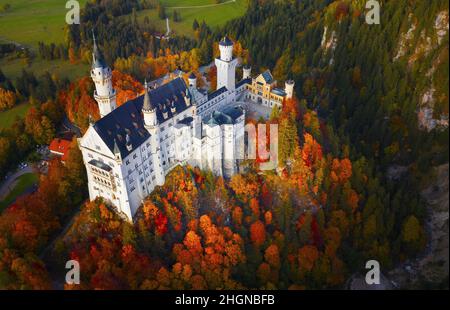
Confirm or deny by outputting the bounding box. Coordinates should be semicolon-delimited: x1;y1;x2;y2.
168;0;236;9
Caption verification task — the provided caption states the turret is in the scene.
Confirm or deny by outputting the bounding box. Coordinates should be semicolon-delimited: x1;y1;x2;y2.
285;79;295;100
113;139;121;162
91;32;116;118
243;65;251;80
188;72;197;89
142;80;157;128
219;36;233;62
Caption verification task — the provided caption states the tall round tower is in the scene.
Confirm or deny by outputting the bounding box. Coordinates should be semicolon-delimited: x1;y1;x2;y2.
285;79;295;100
219;36;233;61
215;36;238;91
91;33;116;118
142;80;157;128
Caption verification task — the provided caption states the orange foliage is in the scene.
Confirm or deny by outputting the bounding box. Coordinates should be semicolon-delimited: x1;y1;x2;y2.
183;231;202;253
302;133;323;168
112;70;144;107
331;158;353;184
264;244;280;269
232;207;243;226
250;221;266;247
298;245;319;272
264;211;273;225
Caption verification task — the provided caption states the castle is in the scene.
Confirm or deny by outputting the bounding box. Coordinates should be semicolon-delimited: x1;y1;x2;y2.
79;36;294;221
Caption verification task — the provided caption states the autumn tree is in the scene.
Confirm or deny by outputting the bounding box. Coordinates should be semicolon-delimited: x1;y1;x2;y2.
250;221;266;247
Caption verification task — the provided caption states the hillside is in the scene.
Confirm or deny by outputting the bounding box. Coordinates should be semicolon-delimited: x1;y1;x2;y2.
220;0;449;288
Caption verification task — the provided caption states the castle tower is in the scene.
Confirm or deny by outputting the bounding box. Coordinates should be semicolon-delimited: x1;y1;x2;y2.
242;65;251;80
188;72;197;89
91;33;116;118
141;80;164;187
285;80;295;100
215;36;238;91
142;80;157;128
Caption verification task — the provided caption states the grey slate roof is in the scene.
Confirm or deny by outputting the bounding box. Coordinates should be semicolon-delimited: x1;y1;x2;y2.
272;88;286;96
92;35;107;69
261;70;274;84
93;77;189;158
89;159;112;172
207;86;227;101
206;106;244;126
142;82;154;111
219;36;233;46
236;78;251;89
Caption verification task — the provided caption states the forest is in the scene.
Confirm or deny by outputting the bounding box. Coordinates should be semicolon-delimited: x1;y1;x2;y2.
0;0;448;289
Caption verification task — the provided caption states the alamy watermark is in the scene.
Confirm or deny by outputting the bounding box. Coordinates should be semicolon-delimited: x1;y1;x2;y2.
66;0;80;25
365;260;381;285
65;259;80;285
365;0;380;25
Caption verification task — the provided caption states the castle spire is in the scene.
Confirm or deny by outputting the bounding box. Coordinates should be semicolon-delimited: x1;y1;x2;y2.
92;30;106;69
142;79;153;112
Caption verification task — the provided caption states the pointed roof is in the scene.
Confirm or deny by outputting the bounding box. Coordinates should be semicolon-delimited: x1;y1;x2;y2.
92;31;107;69
188;72;196;79
261;70;274;84
219;35;233;46
142;80;154;111
113;139;120;155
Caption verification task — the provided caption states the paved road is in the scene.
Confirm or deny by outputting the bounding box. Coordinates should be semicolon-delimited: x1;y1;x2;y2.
0;166;33;201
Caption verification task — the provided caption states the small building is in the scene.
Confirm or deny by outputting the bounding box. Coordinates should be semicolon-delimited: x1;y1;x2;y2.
49;138;72;163
244;70;294;108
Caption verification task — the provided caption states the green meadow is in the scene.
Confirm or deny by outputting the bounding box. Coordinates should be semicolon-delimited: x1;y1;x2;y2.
138;0;247;37
0;173;38;212
0;102;30;130
0;0;88;48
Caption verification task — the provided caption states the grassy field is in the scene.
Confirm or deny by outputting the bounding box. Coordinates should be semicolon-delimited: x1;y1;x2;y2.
0;0;88;48
0;102;31;130
0;0;246;82
0;0;89;82
0;0;246;47
138;0;247;37
0;56;88;81
0;173;38;212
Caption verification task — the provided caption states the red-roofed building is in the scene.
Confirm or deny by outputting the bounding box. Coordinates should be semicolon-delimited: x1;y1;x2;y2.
49;138;72;163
